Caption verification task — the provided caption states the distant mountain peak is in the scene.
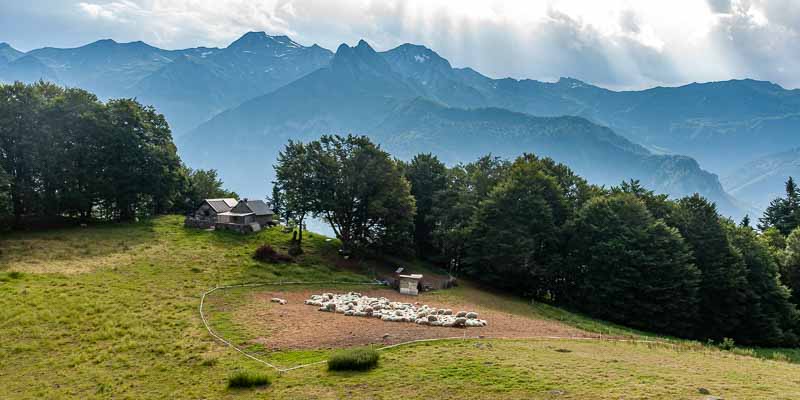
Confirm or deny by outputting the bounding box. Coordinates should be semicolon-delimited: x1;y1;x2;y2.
389;43;444;62
89;38;119;47
240;31;269;39
381;42;456;83
333;40;382;64
0;43;25;63
556;77;588;87
351;39;378;57
228;31;305;51
329;40;406;82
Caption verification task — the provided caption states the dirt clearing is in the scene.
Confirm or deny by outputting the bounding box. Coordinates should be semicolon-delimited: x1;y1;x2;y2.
237;288;600;350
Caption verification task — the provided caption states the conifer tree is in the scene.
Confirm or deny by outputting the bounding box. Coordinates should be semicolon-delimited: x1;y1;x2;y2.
670;195;749;341
566;194;700;336
730;223;799;346
759;177;800;235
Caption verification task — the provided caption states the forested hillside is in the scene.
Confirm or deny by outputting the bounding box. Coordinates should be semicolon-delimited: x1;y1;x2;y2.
272;134;800;347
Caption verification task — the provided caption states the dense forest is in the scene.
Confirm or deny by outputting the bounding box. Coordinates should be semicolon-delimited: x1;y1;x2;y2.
274;135;800;347
0;82;235;228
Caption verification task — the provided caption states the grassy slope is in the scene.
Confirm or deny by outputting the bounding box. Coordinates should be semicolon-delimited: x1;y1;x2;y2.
0;215;799;399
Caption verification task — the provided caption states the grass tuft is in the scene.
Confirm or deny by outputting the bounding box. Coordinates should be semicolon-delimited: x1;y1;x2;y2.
0;271;24;282
227;370;271;389
328;348;380;371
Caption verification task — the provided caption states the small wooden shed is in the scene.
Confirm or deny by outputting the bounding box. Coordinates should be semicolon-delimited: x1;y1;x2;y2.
398;274;423;296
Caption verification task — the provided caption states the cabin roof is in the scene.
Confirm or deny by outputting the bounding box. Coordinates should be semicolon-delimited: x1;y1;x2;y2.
205;198;238;213
235;199;274;216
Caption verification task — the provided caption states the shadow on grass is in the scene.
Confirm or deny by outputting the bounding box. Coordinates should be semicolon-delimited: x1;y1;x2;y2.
0;218;160;271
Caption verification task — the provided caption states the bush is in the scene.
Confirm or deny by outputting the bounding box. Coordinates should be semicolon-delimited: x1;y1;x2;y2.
227;370;271;389
719;337;736;351
327;348;380;371
253;244;292;263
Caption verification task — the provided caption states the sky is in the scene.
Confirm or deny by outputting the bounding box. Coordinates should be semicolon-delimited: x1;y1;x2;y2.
1;0;799;90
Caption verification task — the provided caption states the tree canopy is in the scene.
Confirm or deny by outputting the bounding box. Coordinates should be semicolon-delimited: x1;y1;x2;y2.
759;177;800;235
566;193;700;337
273;135;415;255
0;81;224;226
401;153;448;258
273;140;316;246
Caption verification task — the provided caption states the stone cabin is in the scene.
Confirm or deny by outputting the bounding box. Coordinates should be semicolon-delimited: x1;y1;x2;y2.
184;198;237;229
215;199;274;233
185;198;275;233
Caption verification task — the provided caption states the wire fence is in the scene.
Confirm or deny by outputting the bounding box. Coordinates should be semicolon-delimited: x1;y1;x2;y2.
199;280;680;374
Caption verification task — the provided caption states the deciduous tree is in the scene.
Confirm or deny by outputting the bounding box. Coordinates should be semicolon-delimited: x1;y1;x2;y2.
309;135;416;255
403;153;447;257
273;140;316;247
464;155;567;298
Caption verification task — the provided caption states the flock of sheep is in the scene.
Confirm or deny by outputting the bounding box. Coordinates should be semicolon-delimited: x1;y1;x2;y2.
303;292;488;328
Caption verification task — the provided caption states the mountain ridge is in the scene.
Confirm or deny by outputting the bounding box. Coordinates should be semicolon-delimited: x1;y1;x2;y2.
180;40;744;218
0;32;333;133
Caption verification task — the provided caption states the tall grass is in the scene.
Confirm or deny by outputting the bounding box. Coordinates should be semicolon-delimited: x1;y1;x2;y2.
227;370;271;389
328;348;380;371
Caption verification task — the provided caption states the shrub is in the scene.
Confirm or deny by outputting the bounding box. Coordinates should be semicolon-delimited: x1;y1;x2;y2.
8;271;22;279
227;370;271;389
719;337;736;351
327;348;380;371
253;244;292;263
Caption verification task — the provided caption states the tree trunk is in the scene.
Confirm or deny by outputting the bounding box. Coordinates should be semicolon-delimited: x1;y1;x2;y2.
298;216;304;245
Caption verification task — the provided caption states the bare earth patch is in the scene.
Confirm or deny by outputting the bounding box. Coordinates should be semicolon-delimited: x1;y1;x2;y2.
239;288;600;350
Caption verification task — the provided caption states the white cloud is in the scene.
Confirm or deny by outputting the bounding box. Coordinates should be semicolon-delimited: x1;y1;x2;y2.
32;0;800;89
78;2;121;21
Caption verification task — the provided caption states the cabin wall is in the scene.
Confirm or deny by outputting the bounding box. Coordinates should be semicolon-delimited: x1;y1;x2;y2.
255;215;273;226
185;203;218;229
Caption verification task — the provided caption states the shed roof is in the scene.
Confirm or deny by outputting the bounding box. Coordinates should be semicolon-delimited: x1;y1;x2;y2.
204;198;238;213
